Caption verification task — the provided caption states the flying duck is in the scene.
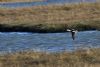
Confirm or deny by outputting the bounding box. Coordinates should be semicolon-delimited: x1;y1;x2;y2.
67;29;78;40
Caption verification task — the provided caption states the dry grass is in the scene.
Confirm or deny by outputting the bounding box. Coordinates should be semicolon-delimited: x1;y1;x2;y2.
0;48;100;67
0;2;100;32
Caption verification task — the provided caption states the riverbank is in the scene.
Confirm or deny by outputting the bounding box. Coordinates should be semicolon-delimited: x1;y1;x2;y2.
0;48;100;67
0;2;100;32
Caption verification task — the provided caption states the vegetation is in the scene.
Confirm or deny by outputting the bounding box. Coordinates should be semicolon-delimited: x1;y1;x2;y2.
0;2;100;32
0;48;100;67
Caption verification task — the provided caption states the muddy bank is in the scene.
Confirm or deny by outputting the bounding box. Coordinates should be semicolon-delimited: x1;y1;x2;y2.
0;23;98;33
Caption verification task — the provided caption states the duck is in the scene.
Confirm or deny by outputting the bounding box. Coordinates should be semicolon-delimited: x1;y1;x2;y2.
67;29;78;40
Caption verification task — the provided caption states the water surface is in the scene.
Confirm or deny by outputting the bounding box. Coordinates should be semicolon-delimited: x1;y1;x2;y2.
0;0;96;8
0;31;99;53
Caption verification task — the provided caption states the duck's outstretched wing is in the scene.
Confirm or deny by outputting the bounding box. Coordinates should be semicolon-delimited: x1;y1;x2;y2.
66;29;71;32
75;30;78;33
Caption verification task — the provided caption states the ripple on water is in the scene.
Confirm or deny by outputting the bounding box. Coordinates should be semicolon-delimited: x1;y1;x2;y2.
0;31;99;53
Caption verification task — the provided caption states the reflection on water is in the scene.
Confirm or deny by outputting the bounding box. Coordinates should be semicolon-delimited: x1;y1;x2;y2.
0;31;100;53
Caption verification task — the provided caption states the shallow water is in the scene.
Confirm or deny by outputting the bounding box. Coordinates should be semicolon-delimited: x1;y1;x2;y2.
0;0;96;8
0;31;99;53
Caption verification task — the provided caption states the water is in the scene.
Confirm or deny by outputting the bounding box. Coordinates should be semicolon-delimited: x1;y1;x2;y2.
0;0;96;8
0;1;48;8
0;31;99;53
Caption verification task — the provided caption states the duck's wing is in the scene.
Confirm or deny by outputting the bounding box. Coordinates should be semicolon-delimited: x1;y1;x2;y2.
75;30;78;33
66;29;71;32
72;30;78;34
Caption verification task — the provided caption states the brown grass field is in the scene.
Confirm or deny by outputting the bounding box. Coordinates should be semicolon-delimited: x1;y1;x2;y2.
0;2;100;32
0;48;100;67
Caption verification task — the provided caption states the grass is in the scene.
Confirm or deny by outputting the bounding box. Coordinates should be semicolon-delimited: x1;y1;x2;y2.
0;48;100;67
0;2;100;32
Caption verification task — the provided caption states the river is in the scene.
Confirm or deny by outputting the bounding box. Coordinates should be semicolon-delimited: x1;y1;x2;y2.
0;0;96;8
0;31;99;53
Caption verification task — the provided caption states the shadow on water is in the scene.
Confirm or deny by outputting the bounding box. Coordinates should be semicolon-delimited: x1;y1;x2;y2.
0;30;100;54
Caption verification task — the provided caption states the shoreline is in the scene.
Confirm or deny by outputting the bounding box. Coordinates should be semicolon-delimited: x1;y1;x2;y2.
0;23;98;33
